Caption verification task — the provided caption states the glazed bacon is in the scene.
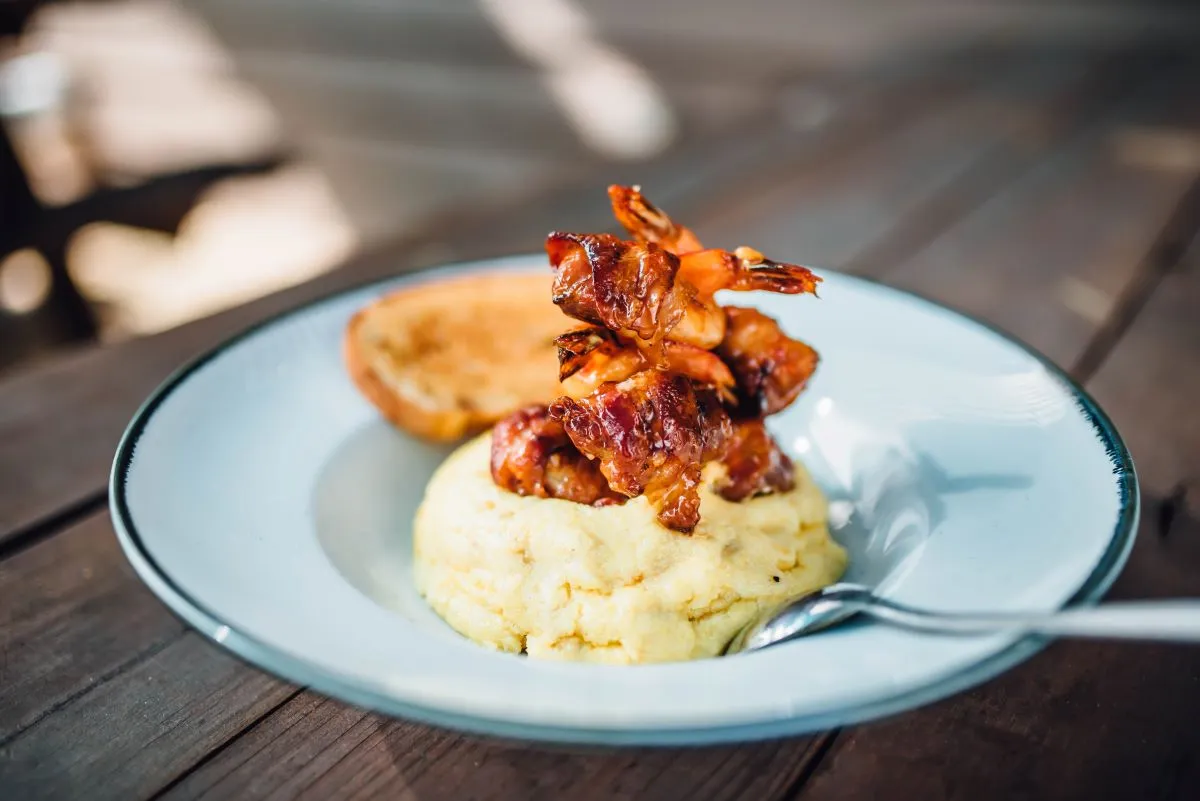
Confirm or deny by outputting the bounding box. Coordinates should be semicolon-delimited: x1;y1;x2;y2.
717;306;820;417
490;184;822;532
548;370;732;531
714;419;797;502
545;232;684;345
490;405;624;507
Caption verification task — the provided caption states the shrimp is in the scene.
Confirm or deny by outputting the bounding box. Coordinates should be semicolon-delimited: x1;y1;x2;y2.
555;326;735;400
667;248;821;350
678;246;821;297
606;184;821;297
607;184;703;255
496;185;824;530
546;231;818;353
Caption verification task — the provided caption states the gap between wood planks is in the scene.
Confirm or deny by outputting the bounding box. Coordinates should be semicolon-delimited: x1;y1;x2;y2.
1070;176;1200;382
147;687;308;801
0;636;178;751
0;493;109;563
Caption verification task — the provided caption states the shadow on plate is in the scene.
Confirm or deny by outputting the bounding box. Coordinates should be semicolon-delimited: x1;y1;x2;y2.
312;419;464;642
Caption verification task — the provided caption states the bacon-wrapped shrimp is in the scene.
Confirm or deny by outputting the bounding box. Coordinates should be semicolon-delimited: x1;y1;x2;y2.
490;184;822;532
547;231;819;352
548;370;732;531
490;405;624;506
716;306;819;416
555;326;735;401
545;232;686;344
714;418;796;502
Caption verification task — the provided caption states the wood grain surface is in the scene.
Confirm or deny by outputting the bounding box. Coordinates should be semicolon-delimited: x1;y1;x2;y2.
1;37;1199;801
0;514;184;741
159;699;822;801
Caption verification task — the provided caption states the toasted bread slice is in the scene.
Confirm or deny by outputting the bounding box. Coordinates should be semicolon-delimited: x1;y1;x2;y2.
344;271;573;441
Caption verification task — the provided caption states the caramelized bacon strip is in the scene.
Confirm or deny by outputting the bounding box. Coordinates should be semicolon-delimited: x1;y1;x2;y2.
716;306;819;417
715;419;796;502
545;232;684;344
548;370;732;532
490;405;623;506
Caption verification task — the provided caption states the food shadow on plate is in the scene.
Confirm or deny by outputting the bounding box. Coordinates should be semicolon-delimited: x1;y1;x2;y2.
792;404;1034;601
312;419;465;642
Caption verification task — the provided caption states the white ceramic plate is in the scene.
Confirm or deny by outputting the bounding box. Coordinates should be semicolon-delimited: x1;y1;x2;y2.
111;255;1137;746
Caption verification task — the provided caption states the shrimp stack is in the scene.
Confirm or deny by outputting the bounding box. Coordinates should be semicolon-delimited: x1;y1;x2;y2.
490;185;821;532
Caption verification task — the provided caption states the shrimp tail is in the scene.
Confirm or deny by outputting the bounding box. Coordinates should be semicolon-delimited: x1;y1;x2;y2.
555;326;619;381
608;184;703;254
733;247;823;296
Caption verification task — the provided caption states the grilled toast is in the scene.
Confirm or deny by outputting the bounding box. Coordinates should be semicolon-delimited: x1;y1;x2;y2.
343;271;572;441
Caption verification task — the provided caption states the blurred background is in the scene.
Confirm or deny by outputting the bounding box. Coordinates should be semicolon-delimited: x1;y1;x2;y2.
1;0;1197;375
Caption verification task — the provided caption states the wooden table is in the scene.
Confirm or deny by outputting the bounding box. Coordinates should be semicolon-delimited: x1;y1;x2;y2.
2;40;1199;801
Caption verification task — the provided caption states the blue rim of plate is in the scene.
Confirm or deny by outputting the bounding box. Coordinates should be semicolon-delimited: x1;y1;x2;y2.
109;254;1140;747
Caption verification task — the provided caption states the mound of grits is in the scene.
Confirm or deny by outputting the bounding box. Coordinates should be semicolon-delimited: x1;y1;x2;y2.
413;433;848;664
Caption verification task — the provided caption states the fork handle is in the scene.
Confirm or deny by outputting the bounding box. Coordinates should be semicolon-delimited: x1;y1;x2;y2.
864;599;1200;643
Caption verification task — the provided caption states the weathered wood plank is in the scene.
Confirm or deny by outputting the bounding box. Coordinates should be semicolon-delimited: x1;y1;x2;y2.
234;53;779;160
868;59;1200;368
1087;275;1200;499
602;48;1200;407
692;46;1160;269
0;632;295;801
0;509;821;801
0;504;296;800
191;0;1200;78
793;268;1200;801
159;692;820;801
0;513;184;742
776;47;1200;801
